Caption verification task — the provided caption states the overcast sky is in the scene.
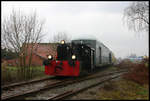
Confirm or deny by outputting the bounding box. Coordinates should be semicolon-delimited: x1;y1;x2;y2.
2;1;149;58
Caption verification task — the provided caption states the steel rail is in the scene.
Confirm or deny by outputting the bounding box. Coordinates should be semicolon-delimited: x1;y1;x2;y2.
47;90;73;100
48;73;125;100
1;79;69;100
1;69;128;100
2;76;55;90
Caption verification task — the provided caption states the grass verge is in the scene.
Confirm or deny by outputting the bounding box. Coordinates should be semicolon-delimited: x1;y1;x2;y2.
98;59;149;100
1;66;47;85
98;79;149;100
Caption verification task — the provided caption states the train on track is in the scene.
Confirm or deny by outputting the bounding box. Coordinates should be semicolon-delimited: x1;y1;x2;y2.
43;38;115;76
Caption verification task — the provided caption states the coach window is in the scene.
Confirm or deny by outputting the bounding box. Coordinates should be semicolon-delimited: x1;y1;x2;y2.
99;47;101;64
109;53;112;63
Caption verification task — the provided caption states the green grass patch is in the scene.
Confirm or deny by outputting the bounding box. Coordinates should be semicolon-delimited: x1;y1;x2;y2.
145;62;149;67
1;66;46;85
107;66;117;70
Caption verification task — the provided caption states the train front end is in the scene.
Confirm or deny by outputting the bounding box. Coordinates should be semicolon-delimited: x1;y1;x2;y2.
43;40;80;76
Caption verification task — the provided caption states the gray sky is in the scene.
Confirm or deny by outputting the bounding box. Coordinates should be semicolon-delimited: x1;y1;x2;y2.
2;1;149;58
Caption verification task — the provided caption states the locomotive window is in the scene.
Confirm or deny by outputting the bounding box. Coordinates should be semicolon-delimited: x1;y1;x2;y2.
85;49;88;53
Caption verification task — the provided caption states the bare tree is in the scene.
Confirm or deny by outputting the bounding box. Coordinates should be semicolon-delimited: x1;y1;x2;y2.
46;32;71;57
2;9;45;79
53;32;71;43
123;1;149;32
47;32;71;56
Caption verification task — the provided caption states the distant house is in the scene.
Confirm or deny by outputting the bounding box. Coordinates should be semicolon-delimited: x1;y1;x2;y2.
126;56;143;63
6;59;19;66
25;43;58;66
3;43;58;67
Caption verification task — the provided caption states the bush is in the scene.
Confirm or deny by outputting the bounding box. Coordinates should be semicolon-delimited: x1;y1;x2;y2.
115;59;134;70
123;60;149;85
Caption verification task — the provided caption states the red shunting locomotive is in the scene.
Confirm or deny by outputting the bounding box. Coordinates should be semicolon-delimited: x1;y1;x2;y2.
43;39;113;77
43;40;80;76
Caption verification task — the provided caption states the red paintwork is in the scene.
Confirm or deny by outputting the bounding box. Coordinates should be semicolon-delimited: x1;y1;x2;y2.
45;60;80;76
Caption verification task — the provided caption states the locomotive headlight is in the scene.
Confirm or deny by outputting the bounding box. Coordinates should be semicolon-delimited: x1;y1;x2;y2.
48;55;52;60
60;40;65;44
72;55;76;60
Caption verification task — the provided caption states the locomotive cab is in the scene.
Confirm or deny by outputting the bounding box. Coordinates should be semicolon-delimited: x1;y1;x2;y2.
57;40;71;60
71;42;95;74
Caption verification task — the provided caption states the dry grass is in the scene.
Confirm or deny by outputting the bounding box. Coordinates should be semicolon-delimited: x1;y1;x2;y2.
1;62;46;85
97;59;149;100
98;79;149;100
123;60;149;85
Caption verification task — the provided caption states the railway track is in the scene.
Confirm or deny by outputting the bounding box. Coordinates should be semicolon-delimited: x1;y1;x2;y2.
1;77;69;100
48;72;124;100
1;69;128;100
2;76;56;90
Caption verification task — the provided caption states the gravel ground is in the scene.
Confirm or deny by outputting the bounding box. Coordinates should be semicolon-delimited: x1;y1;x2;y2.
2;66;123;100
66;77;122;100
25;67;124;100
1;77;60;98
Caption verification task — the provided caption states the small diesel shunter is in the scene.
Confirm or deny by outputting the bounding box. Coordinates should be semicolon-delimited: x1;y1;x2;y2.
43;39;113;76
